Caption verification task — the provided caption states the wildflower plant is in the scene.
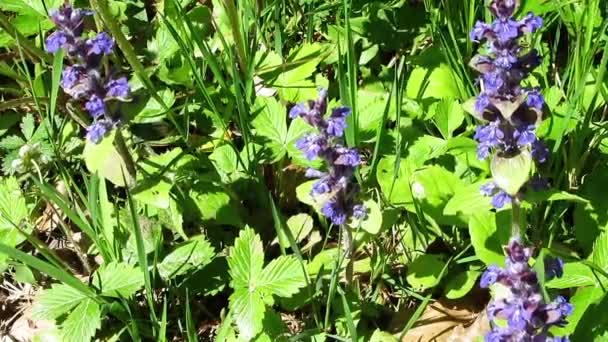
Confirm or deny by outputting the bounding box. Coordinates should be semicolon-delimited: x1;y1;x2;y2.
469;0;549;207
45;4;131;144
470;1;573;340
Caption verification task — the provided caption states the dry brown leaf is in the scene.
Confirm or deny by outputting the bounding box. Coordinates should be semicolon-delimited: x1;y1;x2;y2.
391;293;490;342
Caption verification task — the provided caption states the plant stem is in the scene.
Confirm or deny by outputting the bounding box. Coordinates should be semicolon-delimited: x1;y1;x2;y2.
114;129;137;183
342;225;354;288
512;197;522;238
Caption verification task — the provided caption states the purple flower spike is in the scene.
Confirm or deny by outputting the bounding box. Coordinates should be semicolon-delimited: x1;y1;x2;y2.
544;257;564;280
47;4;131;143
289;89;365;226
491;191;512;208
527;90;544;110
483;237;573;341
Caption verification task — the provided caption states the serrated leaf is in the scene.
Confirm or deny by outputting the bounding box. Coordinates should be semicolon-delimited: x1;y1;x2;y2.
210;144;239;175
229;288;267;341
259;255;306;298
376;156;415;209
444;270;480;299
405;47;461;102
0;0;63;17
0;135;25;150
20;113;35;140
0;177;30;265
133;148;184;209
31;284;89;320
410;166;466;225
228;228;264;289
546;262;596;289
130;89;175;123
158;236;215;280
60;298;101;342
189;182;243;227
432;99;464;139
252;97;288;162
92;262;144;298
406;254;446;291
591;230;608;270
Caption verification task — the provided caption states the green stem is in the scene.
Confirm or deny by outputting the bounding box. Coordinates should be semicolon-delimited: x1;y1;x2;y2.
342;225;354;288
512;198;522;238
114;129;137;184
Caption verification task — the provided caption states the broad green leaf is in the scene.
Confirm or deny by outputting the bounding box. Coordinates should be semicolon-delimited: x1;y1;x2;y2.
83;131;133;187
370;329;398;342
407;135;448;166
592;230;608;270
574;167;608;253
31;284;89;320
147;22;180;63
133;148;184;209
130;89;176;123
356;85;390;142
158;236;215;280
0;0;63;17
491;151;533;196
444;270;481;299
275;213;314;247
295;180;317;207
252;97;288;162
546;262;596;289
228;288;267;341
525;189;589;204
552;286;605;336
410;166;466;225
92;262;144;298
405;47;461;102
228;228;264;289
469;211;510;266
0;135;25;150
20;113;35;140
189;182;243;227
432;99;465;139
444;181;493;217
355;199;383;235
376;156;414;208
60;298;101;342
259;255;306;297
210;144;239;175
406;254;446;291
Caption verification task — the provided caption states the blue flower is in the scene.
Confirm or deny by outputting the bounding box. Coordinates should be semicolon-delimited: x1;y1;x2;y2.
106;77;130;98
481;265;503;288
531;139;549;163
352;204;368;220
515;124;537;146
86;32;114;55
491;191;512;208
470;21;492;42
521;12;543;33
45;31;69;53
544;257;564;280
289;103;308;119
322;200;347;226
334;147;361;167
295;134;326;160
493;19;520;43
475;94;491;113
527;89;544;110
85;95;106;118
480;182;498;196
86;120;112;143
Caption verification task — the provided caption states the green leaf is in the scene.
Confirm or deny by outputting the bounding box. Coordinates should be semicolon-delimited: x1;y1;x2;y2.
147;22;180;63
295;180;318;207
370;329;398;342
31;284;89;320
444;270;481;299
356;85;390;142
405;47;462;103
406;254;446;291
229;287;267;341
0;177;30;265
574;167;608;253
356;199;383;235
83;131;133;187
469;211;510;266
60;298;101;342
0;135;25;150
158;236;215;280
592;230;608;270
259;255;306;298
491;151;533;196
410;166;466;225
0;0;63;17
432;99;465;139
275;213;314;247
376;156;414;208
210;144;239;175
228;227;264;289
133;148;184;209
525;189;589;204
552;286;605;336
546;262;596;289
20;113;35;140
252;97;288;162
444;181;493;217
189;182;243;227
130;89;176;123
92;261;144;298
